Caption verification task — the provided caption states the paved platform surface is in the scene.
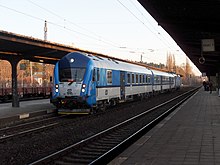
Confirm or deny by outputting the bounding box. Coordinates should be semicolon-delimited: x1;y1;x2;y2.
109;88;220;165
0;99;55;127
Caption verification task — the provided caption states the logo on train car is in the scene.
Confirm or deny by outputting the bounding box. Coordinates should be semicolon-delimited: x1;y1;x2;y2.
67;89;73;95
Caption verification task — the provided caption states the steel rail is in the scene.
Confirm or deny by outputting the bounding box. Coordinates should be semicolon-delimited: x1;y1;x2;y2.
0;114;68;141
0;123;59;141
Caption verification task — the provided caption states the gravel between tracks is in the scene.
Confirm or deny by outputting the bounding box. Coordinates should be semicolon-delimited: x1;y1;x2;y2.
0;87;195;165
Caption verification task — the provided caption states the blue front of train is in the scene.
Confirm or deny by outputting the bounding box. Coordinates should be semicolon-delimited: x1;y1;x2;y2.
51;52;96;114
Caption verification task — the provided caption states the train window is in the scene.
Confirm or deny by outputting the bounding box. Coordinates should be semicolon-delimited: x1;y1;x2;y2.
97;68;100;81
132;74;135;84
162;76;165;84
171;77;174;82
142;75;144;84
59;68;85;82
147;75;151;83
107;70;112;84
154;77;157;83
136;74;138;84
139;75;142;83
159;76;162;84
127;73;131;84
144;75;146;84
166;77;169;83
92;69;95;81
154;76;160;84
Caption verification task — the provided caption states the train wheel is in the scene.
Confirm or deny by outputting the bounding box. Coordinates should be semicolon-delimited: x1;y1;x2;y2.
97;101;106;112
110;99;117;107
101;106;106;112
99;105;106;112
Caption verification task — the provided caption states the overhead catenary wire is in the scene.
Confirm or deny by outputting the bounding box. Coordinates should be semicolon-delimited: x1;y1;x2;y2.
117;0;175;50
0;1;178;64
0;3;119;48
26;0;122;48
0;1;150;57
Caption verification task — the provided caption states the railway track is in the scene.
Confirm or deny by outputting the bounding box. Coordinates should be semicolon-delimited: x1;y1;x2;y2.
0;115;62;141
29;88;199;165
0;110;97;142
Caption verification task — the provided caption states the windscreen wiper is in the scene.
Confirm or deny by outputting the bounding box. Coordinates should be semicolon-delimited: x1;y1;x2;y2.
68;80;75;85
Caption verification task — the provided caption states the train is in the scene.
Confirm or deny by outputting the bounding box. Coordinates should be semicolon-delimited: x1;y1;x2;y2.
0;86;51;102
50;52;181;114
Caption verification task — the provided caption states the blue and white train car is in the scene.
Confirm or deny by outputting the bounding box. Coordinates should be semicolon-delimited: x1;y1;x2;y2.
151;70;175;92
173;73;182;89
51;52;179;114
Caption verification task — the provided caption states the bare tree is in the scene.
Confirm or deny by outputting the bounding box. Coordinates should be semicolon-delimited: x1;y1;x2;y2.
166;51;176;72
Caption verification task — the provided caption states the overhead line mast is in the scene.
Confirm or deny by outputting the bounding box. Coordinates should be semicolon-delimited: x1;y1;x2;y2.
44;20;47;41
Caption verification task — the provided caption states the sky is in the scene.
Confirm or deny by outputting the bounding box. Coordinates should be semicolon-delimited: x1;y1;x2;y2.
0;0;201;75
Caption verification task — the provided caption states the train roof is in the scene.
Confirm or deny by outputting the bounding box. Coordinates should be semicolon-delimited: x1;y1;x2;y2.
152;70;175;77
82;52;153;75
61;52;177;77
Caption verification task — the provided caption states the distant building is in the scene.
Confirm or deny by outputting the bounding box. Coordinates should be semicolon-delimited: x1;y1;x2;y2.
0;60;54;88
0;60;11;88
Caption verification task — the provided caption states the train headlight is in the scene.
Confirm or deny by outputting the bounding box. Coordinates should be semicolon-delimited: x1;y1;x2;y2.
70;58;75;63
81;84;86;93
55;84;59;93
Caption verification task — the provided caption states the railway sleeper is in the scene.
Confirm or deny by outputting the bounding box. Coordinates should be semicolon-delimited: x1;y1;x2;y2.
98;137;123;142
55;159;90;165
90;142;118;148
62;156;94;164
87;144;113;150
77;149;104;156
104;133;126;139
100;137;125;143
96;140;121;145
69;153;98;159
80;146;108;153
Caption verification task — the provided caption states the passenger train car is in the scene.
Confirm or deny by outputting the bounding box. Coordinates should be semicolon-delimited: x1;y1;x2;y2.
51;52;181;114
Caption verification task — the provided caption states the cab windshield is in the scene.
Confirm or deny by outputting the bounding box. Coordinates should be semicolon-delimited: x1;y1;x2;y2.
59;68;86;82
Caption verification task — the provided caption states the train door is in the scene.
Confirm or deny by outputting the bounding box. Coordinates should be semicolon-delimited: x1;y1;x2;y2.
91;68;97;103
169;77;172;90
120;71;125;100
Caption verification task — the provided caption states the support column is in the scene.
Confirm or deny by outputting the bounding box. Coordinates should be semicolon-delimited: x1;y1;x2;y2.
9;56;21;107
217;72;220;96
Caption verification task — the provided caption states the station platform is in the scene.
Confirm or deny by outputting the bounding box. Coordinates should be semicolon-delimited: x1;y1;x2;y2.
110;88;220;165
0;99;55;127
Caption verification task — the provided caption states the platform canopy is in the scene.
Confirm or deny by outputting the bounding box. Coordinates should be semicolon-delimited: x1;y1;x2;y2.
0;30;108;64
138;0;220;76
